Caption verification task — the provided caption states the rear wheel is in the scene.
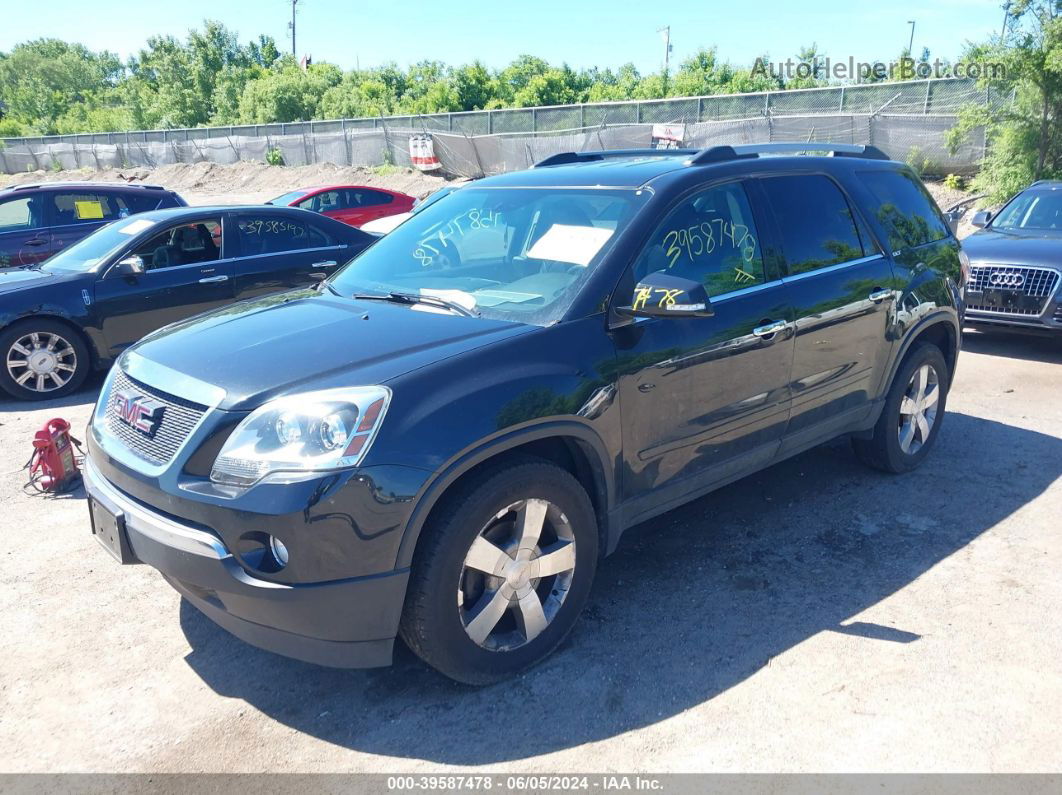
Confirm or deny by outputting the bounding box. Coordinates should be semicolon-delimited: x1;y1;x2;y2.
853;342;949;473
400;458;598;685
0;320;90;401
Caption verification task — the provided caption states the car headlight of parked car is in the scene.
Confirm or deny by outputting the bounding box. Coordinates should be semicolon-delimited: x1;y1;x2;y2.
210;386;391;486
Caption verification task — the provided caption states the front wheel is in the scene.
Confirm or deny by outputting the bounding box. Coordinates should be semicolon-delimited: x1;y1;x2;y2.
0;320;90;401
853;342;949;473
400;459;598;685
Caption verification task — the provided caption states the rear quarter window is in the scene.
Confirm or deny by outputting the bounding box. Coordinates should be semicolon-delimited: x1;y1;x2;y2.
858;169;950;252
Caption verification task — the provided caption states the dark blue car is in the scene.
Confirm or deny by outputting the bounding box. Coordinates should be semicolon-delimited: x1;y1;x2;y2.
0;181;186;268
0;205;374;400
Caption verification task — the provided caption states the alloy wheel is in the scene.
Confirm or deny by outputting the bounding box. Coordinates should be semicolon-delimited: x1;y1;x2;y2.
6;331;78;393
458;498;577;652
897;363;940;455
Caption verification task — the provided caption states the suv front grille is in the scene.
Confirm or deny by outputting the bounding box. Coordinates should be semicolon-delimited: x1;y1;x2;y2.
967;265;1060;316
104;369;207;466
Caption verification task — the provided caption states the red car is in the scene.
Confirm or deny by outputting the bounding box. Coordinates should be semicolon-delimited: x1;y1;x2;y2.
267;185;416;228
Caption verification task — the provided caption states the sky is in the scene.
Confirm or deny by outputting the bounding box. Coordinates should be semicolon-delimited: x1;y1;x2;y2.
1;0;1009;73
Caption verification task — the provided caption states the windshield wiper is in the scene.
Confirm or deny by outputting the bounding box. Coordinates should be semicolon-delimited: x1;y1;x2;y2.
352;291;479;318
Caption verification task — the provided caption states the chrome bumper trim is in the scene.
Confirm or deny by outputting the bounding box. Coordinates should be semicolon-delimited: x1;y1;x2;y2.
83;456;228;560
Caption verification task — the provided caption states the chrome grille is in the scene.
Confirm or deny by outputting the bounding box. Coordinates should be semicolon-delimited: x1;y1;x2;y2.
104;369;207;466
967;265;1060;315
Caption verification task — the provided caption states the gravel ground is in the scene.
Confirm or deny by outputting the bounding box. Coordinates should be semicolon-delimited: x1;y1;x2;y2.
0;325;1059;773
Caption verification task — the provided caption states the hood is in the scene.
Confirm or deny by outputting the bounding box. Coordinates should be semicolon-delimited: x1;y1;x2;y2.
128;289;534;411
0;267;55;294
962;228;1062;266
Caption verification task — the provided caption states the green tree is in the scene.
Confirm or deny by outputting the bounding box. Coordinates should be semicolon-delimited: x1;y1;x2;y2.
947;0;1062;201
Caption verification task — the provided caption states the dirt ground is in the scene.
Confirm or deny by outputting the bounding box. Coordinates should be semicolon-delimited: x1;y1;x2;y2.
0;325;1059;773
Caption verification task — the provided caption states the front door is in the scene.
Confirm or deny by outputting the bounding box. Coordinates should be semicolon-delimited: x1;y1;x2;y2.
755;174;898;451
613;180;795;522
0;194;50;267
230;212;348;300
93;217;235;356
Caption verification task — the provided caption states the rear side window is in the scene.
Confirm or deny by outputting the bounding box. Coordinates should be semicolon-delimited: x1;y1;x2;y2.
350;189;392;207
235;215;334;256
759;175;867;275
50;192;123;226
121;193;170;213
859;169;950;251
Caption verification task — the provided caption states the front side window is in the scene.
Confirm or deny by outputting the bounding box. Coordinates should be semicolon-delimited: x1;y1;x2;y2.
0;196;41;231
760;175;867;274
633;181;766;296
235;215;332;256
132;220;222;270
50;192;122;226
329;187;648;325
298;191;345;213
991;189;1062;230
859;169;950;250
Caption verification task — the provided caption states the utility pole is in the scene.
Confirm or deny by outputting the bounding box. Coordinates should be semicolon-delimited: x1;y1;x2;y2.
658;26;672;94
906;20;916;56
289;0;299;57
1000;1;1012;42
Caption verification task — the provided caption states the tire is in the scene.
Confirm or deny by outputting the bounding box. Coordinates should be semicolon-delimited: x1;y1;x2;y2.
853;342;949;474
0;319;90;401
400;457;599;685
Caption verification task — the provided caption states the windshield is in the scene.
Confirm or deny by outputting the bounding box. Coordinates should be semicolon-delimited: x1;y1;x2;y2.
329;187;648;325
43;216;159;272
992;190;1062;230
268;190;309;206
412;185;458;213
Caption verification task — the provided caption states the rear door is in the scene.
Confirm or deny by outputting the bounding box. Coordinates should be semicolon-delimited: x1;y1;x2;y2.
0;193;50;266
229;211;350;300
46;189;126;257
92;217;235;355
613;179;796;517
755;173;897;452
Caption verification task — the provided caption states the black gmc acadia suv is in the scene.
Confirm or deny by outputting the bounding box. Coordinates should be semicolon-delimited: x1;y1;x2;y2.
84;143;965;684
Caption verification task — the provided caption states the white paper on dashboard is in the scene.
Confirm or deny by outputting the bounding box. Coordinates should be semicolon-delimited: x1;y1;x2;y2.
526;224;614;266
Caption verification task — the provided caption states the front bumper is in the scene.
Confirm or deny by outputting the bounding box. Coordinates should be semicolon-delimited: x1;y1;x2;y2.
83;457;410;668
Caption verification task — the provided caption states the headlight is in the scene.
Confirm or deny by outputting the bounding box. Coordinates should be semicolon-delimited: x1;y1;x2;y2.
210;386;391;486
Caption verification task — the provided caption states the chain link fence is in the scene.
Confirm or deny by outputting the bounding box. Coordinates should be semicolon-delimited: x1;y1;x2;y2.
0;78;993;176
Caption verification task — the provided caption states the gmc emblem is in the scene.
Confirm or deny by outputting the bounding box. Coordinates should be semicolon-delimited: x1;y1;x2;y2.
114;390;165;437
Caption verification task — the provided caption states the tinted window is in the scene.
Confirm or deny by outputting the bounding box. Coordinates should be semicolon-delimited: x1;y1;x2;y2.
121;193;168;214
235;215;333;256
0;196;42;231
859;169;950;251
132;220;222;270
634;181;765;296
350;189;392;207
50;192;123;226
992;189;1062;230
760;175;866;274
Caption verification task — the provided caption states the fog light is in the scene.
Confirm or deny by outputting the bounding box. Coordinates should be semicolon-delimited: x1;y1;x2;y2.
269;536;289;567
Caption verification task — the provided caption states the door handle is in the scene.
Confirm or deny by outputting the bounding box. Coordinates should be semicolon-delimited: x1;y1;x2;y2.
868;288;893;303
752;319;787;338
199;275;229;284
24;238;47;247
311;260;337;268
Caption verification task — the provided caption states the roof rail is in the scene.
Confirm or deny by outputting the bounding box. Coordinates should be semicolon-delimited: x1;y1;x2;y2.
686;142;891;165
4;181;167;192
534;148;698;168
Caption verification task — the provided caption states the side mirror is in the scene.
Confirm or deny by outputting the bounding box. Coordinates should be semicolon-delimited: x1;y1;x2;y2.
114;255;145;276
943;209;963;235
971;210;992;229
616;270;714;319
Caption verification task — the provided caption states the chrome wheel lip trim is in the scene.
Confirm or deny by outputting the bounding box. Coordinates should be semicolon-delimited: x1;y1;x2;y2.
6;332;77;393
458;497;577;653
